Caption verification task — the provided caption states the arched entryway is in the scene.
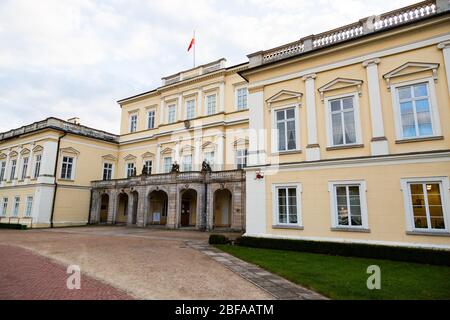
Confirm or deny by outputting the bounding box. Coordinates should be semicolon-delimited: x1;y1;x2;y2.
130;191;139;225
99;194;109;223
116;193;128;224
180;189;197;227
213;189;232;228
147;190;168;226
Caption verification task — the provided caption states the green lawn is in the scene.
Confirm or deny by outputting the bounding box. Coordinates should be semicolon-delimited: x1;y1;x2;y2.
216;245;450;300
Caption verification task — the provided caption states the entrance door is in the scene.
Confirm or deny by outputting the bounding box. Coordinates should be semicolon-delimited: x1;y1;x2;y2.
181;200;191;226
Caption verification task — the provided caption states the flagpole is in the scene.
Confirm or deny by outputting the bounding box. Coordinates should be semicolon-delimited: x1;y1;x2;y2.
193;30;196;68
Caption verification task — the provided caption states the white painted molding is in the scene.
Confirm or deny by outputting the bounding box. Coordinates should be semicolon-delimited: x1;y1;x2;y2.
437;41;450;94
383;62;439;90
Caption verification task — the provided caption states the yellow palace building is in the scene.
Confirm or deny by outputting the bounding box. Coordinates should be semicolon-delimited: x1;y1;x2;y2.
1;1;449;250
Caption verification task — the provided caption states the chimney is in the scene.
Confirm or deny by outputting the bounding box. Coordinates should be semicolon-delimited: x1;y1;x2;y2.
67;117;81;125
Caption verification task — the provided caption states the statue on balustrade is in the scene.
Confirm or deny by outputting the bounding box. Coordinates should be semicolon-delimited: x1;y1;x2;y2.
133;167;137;177
141;165;150;176
201;160;212;173
171;162;180;173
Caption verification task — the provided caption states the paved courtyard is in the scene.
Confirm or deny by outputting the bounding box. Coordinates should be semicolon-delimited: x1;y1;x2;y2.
0;226;324;300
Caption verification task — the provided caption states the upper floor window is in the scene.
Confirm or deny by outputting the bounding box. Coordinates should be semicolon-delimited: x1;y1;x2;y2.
61;156;74;180
204;151;214;167
126;162;135;178
396;82;436;139
25;196;33;217
1;197;7;216
186;100;196;120
236;87;248;110
0;161;6;181
182;155;192;172
206;94;216;115
129;114;138;133
143;160;152;175
13;196;20;217
164;157;172;173
327;96;358;146
147;110;155;129
167;104;176;124
103;163;113;181
33;154;41;179
236;149;248;170
275;108;297;152
401;178;449;233
21;157;29;180
10;159;17;180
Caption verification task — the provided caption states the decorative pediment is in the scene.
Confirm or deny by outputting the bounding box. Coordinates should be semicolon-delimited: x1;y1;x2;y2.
32;145;44;153
383;62;439;89
318;78;363;102
9;151;18;158
266;90;303;107
60;147;80;156
201;141;216;151
141;152;154;159
180;145;194;155
123;154;137;161
102;154;117;162
0;153;7;160
20;148;30;156
161;147;173;155
232;138;249;147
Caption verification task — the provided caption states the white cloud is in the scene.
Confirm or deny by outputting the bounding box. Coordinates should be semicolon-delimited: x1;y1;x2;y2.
0;0;417;133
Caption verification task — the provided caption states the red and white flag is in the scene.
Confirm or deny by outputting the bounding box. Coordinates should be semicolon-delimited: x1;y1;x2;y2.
187;35;195;52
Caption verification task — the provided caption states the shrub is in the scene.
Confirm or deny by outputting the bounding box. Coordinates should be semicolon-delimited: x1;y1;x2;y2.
209;234;230;245
237;236;450;266
0;223;27;230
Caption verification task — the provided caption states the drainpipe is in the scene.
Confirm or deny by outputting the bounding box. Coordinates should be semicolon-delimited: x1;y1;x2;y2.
87;188;93;225
202;172;208;232
50;132;66;228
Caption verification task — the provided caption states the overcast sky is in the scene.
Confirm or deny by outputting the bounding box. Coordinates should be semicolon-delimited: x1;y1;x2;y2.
0;0;417;134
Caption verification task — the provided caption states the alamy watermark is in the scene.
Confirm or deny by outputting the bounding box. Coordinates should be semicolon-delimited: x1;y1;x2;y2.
366;265;381;290
66;265;81;290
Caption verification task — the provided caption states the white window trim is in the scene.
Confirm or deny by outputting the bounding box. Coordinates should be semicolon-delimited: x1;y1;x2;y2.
235;149;248;169
25;196;33;217
328;180;369;230
143;159;153;174
147;109;156;129
400;176;450;234
390;77;442;141
60;155;77;180
185;98;196;120
271;104;301;154
324;92;363;148
163;156;173;173
0;160;6;181
13;196;20;217
272;183;303;227
206;93;217;116
102;162;114;180
20;157;29;180
1;197;8;216
125;161;135;178
182;154;193;172
167;104;177;124
32;153;42;180
235;85;248;110
128;112;138;133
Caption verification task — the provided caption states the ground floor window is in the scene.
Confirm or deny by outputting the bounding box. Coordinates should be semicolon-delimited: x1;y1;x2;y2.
401;178;448;233
25;196;33;217
1;197;7;216
13;196;20;217
273;184;301;226
329;181;368;229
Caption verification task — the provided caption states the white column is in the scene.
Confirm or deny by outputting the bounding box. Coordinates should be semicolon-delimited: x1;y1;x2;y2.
32;185;55;226
38;139;58;184
3;150;11;184
219;82;225;113
248;89;266;166
363;58;389;156
155;143;161;173
216;134;225;171
159;100;165;125
438;41;450;95
177;95;183;121
302;73;320;161
194;138;201;171
15;146;23;184
197;89;203;116
26;145;34;181
174;140;180;164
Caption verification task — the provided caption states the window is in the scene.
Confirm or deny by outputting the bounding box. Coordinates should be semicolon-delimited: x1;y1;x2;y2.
275;108;297;152
236;149;248;169
164;157;172;173
144;160;152;175
236;87;248;110
167;105;176;123
10;159;17;180
129;114;138;133
204;151;214;166
329;181;368;229
402;179;449;232
25;196;33;217
186;100;195;120
147;110;155;129
182;155;192;172
33;155;41;179
1;197;7;216
13;196;20;217
60;156;74;179
126;163;135;178
103;163;113;181
273;185;301;226
206;94;216;115
21;157;29;180
396;82;434;139
0;161;5;181
328;96;357;146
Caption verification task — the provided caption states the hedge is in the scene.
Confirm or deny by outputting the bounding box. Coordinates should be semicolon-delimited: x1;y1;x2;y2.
235;236;450;266
209;234;231;245
0;223;27;230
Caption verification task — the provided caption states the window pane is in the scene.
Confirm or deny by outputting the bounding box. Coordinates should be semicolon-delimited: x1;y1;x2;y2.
330;100;341;112
413;206;428;229
276;110;285;121
342;98;353;110
286;120;296;150
331;113;343;145
413;83;428;97
398;86;411;100
343;111;356;144
277;122;286;151
286;109;295;119
336;187;349;226
415;99;430;113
